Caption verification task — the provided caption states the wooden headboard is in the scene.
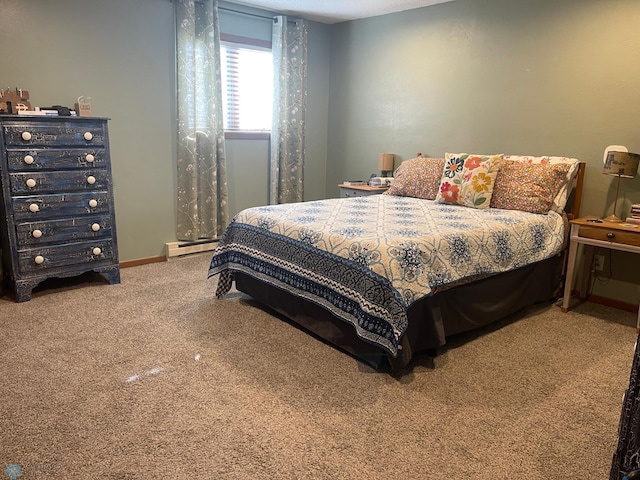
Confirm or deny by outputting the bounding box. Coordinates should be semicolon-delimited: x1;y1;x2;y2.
566;162;586;220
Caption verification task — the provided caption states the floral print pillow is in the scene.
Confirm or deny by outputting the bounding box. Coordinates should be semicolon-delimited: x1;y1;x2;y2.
490;160;572;214
503;155;580;213
383;156;445;200
434;153;503;209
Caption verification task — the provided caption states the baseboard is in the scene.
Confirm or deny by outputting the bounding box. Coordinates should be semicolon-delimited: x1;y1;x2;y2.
120;242;219;268
585;293;638;314
165;239;219;258
120;256;166;269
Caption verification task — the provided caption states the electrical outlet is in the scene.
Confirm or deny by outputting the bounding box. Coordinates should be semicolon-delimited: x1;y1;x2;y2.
594;254;605;271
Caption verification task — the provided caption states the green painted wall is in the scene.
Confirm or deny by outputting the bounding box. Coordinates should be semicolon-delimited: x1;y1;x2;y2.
327;0;640;304
1;0;639;305
0;0;177;261
0;0;331;263
219;2;330;210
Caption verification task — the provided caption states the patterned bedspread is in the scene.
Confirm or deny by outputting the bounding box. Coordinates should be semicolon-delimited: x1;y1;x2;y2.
208;195;566;356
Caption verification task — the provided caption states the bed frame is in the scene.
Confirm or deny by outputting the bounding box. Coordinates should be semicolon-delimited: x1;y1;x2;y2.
234;163;586;371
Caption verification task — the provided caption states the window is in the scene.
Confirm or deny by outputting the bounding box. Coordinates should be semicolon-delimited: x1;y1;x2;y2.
220;38;273;132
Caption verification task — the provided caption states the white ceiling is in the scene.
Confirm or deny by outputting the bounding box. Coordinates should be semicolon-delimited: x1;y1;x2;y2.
225;0;456;24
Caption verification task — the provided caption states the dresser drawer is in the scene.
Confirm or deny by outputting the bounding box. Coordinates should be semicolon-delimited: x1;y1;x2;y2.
10;169;109;194
13;191;111;221
17;238;117;274
16;215;114;246
7;148;107;171
340;187;387;197
2;123;106;147
578;226;640;248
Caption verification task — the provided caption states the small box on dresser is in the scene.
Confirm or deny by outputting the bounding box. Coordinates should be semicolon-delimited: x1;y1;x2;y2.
0;115;120;302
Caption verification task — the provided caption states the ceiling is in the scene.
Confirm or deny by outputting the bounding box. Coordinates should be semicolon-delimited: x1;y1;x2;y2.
225;0;456;24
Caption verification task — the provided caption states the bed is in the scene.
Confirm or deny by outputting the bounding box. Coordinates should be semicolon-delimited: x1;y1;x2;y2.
208;153;586;371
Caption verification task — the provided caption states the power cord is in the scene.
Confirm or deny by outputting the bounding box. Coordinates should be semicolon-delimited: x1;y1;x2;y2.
588;248;611;297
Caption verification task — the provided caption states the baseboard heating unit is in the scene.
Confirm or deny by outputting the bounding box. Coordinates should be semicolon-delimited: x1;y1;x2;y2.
165;239;219;258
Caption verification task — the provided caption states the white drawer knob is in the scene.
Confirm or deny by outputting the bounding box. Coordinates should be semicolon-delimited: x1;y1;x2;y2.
85;153;95;163
21;131;32;141
32;229;43;238
87;176;96;185
84;132;93;141
24;155;35;164
92;247;102;256
88;199;98;208
26;178;36;188
29;203;39;213
91;223;100;232
34;255;44;265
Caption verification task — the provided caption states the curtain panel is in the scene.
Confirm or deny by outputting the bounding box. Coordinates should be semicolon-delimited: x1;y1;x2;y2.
270;16;308;205
176;0;229;241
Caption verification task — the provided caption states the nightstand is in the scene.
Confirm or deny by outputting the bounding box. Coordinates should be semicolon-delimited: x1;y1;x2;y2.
561;216;640;327
338;184;388;198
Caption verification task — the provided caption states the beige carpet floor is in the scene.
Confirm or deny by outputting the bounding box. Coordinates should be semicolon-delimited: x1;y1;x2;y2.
0;252;636;479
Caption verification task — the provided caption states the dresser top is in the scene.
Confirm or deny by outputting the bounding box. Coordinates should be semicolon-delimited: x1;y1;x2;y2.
0;115;109;122
571;216;640;234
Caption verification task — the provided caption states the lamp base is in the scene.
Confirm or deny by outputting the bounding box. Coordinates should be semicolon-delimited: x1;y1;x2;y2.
603;214;623;223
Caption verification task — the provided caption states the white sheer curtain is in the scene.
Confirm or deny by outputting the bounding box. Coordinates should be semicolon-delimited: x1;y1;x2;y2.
175;0;229;241
270;16;308;204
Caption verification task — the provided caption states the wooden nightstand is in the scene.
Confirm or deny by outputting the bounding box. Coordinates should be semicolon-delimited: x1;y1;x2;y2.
338;184;388;198
561;216;640;327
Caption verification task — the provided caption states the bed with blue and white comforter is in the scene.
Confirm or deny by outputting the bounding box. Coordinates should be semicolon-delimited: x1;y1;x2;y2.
208;194;566;358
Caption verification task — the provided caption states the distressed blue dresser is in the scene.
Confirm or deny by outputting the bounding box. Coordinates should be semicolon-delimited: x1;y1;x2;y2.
0;115;120;302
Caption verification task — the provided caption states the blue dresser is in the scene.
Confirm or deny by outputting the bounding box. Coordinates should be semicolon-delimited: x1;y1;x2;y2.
0;115;120;302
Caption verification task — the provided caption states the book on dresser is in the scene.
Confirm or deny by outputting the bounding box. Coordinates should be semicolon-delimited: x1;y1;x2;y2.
0;115;120;302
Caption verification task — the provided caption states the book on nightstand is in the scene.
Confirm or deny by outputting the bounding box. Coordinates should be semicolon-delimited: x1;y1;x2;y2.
626;204;640;224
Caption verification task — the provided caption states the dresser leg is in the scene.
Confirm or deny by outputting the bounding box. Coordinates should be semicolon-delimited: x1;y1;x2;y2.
15;281;36;302
579;245;595;299
562;235;579;312
98;266;121;285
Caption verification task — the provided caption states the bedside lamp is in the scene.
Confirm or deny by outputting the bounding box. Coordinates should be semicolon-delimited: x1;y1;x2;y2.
602;146;640;223
378;153;394;177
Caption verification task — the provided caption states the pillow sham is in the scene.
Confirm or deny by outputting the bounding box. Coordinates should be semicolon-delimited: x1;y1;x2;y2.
434;153;503;209
490;160;572;214
383;156;445;200
502;155;580;212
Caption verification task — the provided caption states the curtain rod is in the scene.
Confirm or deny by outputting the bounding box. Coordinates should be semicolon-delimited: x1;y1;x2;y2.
218;5;301;24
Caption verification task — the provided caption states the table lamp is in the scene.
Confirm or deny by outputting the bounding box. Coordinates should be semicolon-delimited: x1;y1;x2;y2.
602;147;640;222
378;153;394;177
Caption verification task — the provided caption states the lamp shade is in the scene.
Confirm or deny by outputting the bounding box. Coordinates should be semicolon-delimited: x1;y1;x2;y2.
378;153;394;172
603;151;640;178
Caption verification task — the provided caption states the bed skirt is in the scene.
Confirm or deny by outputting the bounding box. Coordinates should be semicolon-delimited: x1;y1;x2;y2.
234;253;564;371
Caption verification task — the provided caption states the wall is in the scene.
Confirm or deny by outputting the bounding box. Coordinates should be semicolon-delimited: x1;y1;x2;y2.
0;0;331;262
2;0;638;305
0;0;177;262
219;2;331;215
326;0;640;304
